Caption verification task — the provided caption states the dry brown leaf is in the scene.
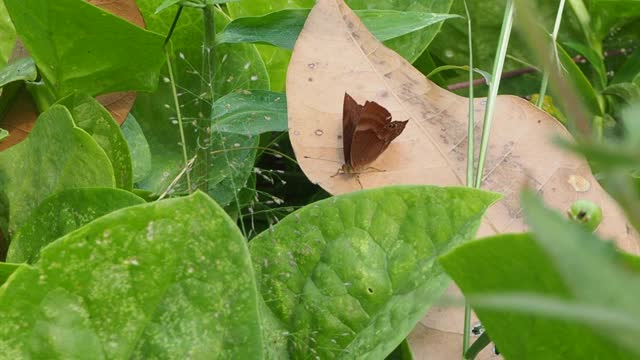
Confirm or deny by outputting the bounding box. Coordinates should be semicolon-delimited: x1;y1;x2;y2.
286;0;640;357
286;0;638;252
0;0;143;151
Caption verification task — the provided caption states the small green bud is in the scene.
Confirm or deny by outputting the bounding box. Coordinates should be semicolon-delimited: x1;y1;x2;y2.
567;200;603;232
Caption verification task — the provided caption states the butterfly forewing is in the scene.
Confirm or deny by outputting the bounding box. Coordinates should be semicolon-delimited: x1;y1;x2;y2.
342;93;362;166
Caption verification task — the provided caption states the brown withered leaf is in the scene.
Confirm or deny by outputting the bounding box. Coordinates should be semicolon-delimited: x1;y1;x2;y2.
287;0;639;357
286;0;638;252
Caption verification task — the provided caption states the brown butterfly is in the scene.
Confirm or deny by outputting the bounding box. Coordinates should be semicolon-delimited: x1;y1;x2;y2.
334;93;408;182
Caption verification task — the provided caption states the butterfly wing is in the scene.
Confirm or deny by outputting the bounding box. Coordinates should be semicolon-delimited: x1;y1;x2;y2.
350;100;407;170
342;93;363;166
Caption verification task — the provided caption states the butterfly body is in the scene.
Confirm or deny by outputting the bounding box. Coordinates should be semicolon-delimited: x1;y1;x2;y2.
339;93;408;175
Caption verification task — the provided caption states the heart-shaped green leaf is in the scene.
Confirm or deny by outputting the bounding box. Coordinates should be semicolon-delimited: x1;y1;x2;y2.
0;192;262;358
0;105;115;237
250;185;499;358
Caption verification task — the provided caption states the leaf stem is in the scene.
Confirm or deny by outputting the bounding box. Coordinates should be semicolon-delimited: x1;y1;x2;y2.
474;0;515;188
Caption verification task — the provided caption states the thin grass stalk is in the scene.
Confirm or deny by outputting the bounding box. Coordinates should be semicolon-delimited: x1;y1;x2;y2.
536;0;566;108
462;0;475;355
165;43;192;193
202;5;247;238
474;0;515;188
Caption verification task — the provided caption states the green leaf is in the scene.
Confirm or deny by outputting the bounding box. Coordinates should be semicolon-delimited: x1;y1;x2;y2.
155;0;240;14
562;41;607;90
464;331;491;360
250;186;499;358
134;3;268;206
612;47;640;84
386;339;414;360
121;114;152;183
603;82;640;105
0;262;21;285
211;90;287;135
0;192;263;358
57;93;134;190
218;9;461;50
3;0;165;99
0;0;16;68
441;232;640;358
440;191;640;358
0;57;37;88
227;0;454;92
6;188;145;264
555;42;603;117
0;105;114;237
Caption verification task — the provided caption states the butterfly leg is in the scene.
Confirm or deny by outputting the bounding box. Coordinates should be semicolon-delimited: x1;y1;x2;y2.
330;168;345;178
355;174;364;189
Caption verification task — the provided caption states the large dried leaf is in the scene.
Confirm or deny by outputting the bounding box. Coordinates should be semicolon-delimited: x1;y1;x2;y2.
287;0;637;251
287;0;639;357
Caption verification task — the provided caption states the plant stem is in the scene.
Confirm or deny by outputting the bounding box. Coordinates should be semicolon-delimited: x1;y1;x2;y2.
462;0;475;355
165;46;192;193
474;0;515;188
536;0;566;108
464;0;475;191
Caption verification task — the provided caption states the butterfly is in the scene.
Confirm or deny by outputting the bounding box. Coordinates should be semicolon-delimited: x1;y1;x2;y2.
334;93;408;182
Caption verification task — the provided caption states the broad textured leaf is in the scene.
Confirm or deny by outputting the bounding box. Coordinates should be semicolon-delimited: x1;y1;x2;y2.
0;105;114;237
211;90;287;135
134;3;268;205
0;192;262;358
6;188;145;264
0;57;37;88
0;0;15;68
57;93;133;190
3;0;165;98
218;9;460;50
121;114;152;183
440;193;640;358
250;186;499;358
